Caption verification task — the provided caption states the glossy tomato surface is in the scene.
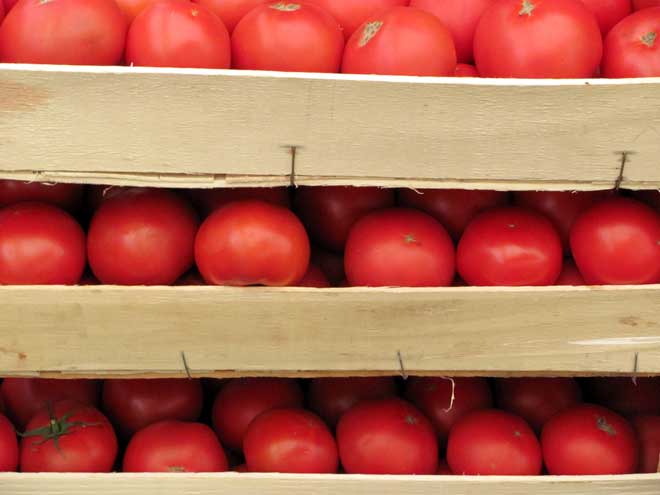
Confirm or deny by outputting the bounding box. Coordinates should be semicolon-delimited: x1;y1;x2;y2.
115;0;187;21
0;414;18;472
189;187;290;217
635;0;660;8
582;377;660;415
454;63;479;76
0;180;83;211
556;259;586;285
632;415;660;473
194;0;266;32
3;0;14;13
580;0;632;35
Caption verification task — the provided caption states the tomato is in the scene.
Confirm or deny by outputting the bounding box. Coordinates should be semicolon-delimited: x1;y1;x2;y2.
457;206;563;286
602;7;660;77
20;400;118;473
3;0;14;13
294;186;395;252
405;377;493;445
195;200;310;286
232;2;344;72
342;6;456;76
88;189;199;285
188;187;290;217
582;377;660;415
555;259;586;285
86;186;144;211
0;180;83;212
437;459;453;474
0;203;86;285
344;208;455;287
211;378;303;452
495;378;582;433
632;415;660;473
311;247;345;285
580;0;632;35
633;190;660;211
297;264;331;287
194;0;266;33
398;189;509;241
0;0;126;64
447;409;542;475
175;269;205;285
116;0;187;22
455;63;479;76
570;197;660;284
244;408;338;473
102;379;203;437
635;0;660;9
123;420;228;472
126;1;231;69
0;414;18;472
233;463;248;472
308;377;398;427
473;0;602;78
542;404;638;475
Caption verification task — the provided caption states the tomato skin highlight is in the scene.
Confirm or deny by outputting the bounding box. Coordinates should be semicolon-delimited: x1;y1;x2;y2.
632;415;660;473
0;414;18;472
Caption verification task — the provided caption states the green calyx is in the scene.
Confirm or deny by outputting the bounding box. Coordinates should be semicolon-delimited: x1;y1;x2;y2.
19;405;100;452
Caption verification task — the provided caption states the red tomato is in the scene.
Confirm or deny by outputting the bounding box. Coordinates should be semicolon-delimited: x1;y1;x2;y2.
0;0;126;64
297;263;331;287
635;0;660;9
580;0;632;35
632;415;660;473
542;404;638;475
308;377;398;427
103;379;204;437
583;377;660;415
294;186;395;252
233;463;248;472
195;200;310;286
473;0;602;78
0;180;83;212
0;414;18;472
555;259;586;285
211;378;303;452
311;246;345;285
232;2;344;72
495;378;582;433
188;187;290;217
86;186;144;211
457;206;563;286
338;398;438;474
175;269;206;285
194;0;266;32
633;190;660;211
405;377;493;445
437;459;453;474
20;400;118;473
126;1;231;69
345;208;455;287
454;63;479;76
570;197;660;284
342;6;456;76
398;189;509;241
3;0;14;13
116;0;187;21
88;189;199;285
0;203;86;285
447;409;542;475
602;7;660;77
244;408;338;473
123;420;228;472
410;0;493;63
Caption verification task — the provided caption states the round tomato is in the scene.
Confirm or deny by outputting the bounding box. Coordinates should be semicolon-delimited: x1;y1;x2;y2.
398;189;509;241
195;200;310;286
311;246;345;285
447;409;542;475
570;197;660;284
123;420;228;472
457;206;563;286
602;7;660;77
0;0;126;64
455;63;479;76
0;180;83;212
116;0;187;21
126;1;231;68
437;460;453;474
102;379;204;437
342;6;456;76
405;377;493;445
580;0;632;35
542;404;638;475
0;203;86;285
297;263;331;287
244;408;338;473
337;398;438;475
211;378;303;452
294;186;395;252
344;208;455;287
188;187;290;217
20;400;118;473
232;2;344;72
555;259;586;285
632;415;660;473
0;414;18;472
3;0;14;13
473;0;602;78
194;0;266;33
582;377;660;415
635;0;660;9
88;189;199;285
308;377;398;427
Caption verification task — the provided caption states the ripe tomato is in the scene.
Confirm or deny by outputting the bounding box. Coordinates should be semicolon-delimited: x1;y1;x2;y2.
195;200;310;286
455;63;479;76
582;377;660;415
473;0;602;78
457;206;563;286
570;197;660;284
88;189;199;285
602;7;660;77
0;203;86;285
0;414;18;472
342;6;456;76
3;0;14;13
244;408;338;473
211;378;303;452
116;0;187;22
447;409;542;475
580;0;632;35
294;186;395;252
632;415;660;473
344;208;455;287
0;0;127;64
437;460;453;474
308;377;398;427
542;404;638;475
20;400;118;473
405;377;493;445
495;378;582;433
102;379;203;437
297;264;331;287
123;420;228;472
555;259;586;285
232;2;344;72
0;180;83;212
398;189;509;241
635;0;660;8
337;398;438;474
86;186;143;211
188;187;290;217
194;0;266;32
126;1;231;68
311;246;345;284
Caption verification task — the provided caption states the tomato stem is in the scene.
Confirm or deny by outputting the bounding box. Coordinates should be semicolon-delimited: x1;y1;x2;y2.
359;21;383;47
641;32;657;48
518;0;535;16
269;2;300;11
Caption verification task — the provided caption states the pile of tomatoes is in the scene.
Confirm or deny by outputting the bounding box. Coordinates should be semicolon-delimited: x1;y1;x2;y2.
0;0;658;78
